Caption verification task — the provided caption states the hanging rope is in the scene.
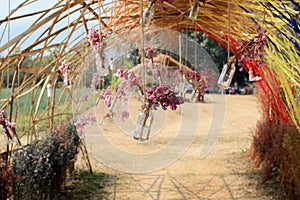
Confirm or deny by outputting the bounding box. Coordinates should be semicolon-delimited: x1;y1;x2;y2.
227;0;231;61
67;0;70;58
140;0;146;93
6;0;11;95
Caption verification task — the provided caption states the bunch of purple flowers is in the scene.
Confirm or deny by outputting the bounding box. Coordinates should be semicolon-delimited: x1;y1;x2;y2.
146;84;184;110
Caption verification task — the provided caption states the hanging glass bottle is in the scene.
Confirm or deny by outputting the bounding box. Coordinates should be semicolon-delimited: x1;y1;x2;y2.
63;73;71;88
189;0;200;20
133;103;154;141
47;82;52;97
140;3;155;27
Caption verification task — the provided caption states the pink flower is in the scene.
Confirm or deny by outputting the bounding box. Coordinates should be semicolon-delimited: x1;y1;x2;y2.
87;113;97;123
238;27;268;65
104;95;112;107
101;88;112;99
149;94;155;100
74;114;97;135
144;46;156;59
104;112;111;119
87;28;108;50
74;119;85;135
117;69;131;79
7;121;16;131
59;60;72;75
145;84;184;111
0;110;5;125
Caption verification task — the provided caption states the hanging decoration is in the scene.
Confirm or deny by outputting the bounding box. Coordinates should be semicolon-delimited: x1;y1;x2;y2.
87;27;108;50
140;2;155;27
238;27;268;66
96;46;184;141
217;57;236;88
87;27;109;76
0;110;21;147
177;69;208;102
189;0;200;20
58;60;72;88
47;81;52;98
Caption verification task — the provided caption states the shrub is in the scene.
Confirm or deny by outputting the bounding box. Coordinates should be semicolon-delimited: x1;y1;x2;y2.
11;124;80;200
250;117;300;199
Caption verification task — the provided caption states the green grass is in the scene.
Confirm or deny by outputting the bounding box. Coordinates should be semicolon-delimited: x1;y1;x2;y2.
1;87;100;134
1;87;72;134
56;169;115;200
1;87;69;114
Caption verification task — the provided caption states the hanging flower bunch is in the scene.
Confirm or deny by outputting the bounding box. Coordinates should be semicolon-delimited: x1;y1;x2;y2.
117;68;142;89
238;27;268;65
185;71;207;91
144;45;156;59
0;109;21;146
117;68;183;112
58;60;72;75
177;69;208;94
146;84;184;110
175;70;208;102
87;27;108;50
101;88;113;108
59;60;72;88
74;113;97;135
0;110;16;132
0;109;6;126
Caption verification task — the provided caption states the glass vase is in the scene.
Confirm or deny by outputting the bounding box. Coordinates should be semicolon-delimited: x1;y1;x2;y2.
63;73;71;88
133;106;154;141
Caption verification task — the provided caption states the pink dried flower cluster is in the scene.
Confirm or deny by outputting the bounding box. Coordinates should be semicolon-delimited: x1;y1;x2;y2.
117;69;142;87
101;88;113;107
146;84;184;110
0;110;16;131
7;121;16;132
144;46;156;59
185;70;204;82
58;60;72;75
179;69;208;92
117;68;131;79
74;113;97;135
87;27;108;50
238;27;268;65
0;110;6;125
197;79;208;93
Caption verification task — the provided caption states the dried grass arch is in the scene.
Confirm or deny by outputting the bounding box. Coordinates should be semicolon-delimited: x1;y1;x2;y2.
0;0;299;145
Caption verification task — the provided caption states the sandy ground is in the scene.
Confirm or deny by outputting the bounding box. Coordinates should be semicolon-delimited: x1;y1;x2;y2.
78;94;280;199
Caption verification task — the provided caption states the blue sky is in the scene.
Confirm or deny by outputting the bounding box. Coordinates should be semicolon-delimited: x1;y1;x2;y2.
0;1;95;55
0;1;55;43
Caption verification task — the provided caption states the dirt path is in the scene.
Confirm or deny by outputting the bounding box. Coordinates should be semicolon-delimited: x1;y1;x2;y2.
82;94;277;200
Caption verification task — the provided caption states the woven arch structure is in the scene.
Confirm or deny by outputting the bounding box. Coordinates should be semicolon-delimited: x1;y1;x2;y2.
0;0;299;141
